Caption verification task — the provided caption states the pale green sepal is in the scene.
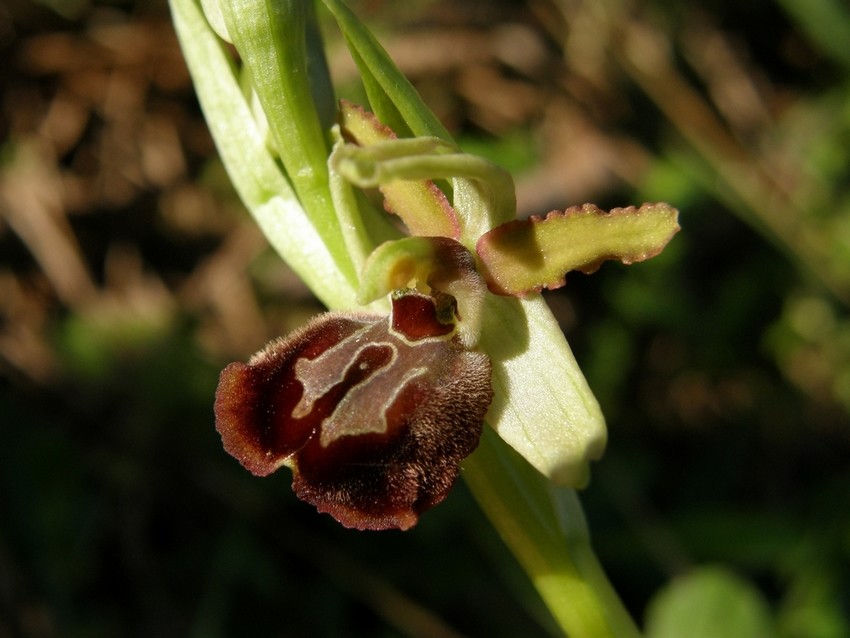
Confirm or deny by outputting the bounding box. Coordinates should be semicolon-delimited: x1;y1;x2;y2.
170;0;357;309
479;294;607;486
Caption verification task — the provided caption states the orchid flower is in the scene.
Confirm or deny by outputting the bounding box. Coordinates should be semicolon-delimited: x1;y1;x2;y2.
170;0;678;634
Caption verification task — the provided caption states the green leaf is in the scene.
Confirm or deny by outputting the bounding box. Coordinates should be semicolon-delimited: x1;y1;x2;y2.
645;567;776;638
170;0;357;309
477;202;680;296
218;0;356;286
320;0;453;142
776;0;850;70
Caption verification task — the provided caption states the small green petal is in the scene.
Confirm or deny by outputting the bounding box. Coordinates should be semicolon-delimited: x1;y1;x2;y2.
337;101;461;239
477;202;680;296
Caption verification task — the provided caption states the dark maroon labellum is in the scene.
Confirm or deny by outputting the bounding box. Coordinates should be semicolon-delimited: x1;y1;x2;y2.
214;290;493;531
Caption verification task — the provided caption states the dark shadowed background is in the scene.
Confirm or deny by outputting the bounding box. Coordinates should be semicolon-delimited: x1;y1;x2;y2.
2;0;849;635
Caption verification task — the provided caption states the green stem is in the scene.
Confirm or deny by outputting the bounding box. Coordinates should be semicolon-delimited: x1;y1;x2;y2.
463;427;642;638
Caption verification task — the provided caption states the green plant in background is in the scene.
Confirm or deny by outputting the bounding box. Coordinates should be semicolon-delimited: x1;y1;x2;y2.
171;0;680;635
575;0;850;420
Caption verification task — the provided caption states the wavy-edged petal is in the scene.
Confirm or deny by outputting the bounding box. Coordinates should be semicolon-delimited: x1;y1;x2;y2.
477;202;680;296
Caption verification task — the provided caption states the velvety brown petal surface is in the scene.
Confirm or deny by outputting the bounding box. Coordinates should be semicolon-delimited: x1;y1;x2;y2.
215;291;493;530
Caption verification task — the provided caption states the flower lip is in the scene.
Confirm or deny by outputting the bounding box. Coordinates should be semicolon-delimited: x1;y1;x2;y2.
390;289;456;341
214;290;493;530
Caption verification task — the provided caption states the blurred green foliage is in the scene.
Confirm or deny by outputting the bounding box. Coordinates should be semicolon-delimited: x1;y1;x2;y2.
645;567;776;638
2;0;850;635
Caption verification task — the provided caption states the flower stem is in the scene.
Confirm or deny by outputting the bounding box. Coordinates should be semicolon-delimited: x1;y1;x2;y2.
463;427;641;638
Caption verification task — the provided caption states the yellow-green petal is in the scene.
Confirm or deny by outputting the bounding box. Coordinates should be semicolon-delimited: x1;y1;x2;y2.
477;202;680;296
